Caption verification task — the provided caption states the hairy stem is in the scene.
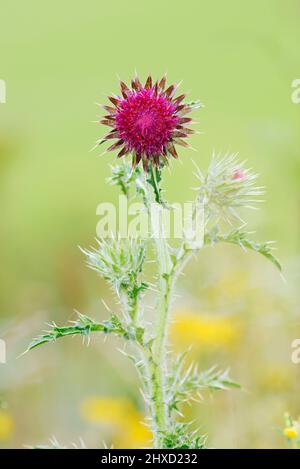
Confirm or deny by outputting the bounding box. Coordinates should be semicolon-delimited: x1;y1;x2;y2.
146;167;173;447
130;287;141;326
135;166;201;447
120;287;139;326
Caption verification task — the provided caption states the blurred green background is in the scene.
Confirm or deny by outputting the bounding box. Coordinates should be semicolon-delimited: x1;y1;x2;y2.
0;0;299;448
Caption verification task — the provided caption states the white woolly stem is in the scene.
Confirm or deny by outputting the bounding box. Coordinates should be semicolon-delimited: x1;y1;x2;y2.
145;166;174;447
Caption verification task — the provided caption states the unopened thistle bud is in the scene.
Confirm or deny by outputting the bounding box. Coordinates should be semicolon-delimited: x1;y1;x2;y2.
81;237;146;294
196;153;264;224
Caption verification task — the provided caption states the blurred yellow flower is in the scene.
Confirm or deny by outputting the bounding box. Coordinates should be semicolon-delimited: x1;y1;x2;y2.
81;396;132;425
116;418;151;449
80;396;152;448
170;309;239;350
283;427;298;439
0;410;14;440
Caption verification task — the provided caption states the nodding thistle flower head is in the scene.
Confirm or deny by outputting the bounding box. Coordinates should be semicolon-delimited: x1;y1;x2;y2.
99;75;201;171
81;237;146;295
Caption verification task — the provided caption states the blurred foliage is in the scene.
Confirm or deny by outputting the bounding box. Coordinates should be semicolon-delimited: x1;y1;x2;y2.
0;0;299;449
282;413;300;449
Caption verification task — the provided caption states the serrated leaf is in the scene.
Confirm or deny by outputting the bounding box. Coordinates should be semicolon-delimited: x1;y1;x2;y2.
146;166;164;205
24;312;127;354
205;228;282;271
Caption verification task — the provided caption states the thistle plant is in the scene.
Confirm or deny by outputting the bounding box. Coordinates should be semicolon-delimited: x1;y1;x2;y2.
26;75;280;449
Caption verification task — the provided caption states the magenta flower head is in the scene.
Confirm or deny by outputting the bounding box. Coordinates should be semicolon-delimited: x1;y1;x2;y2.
99;75;199;171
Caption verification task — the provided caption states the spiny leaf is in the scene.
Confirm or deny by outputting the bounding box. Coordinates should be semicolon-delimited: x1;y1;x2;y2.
196;366;240;391
161;422;207;449
107;161;139;197
146;165;163;204
205;227;281;271
24;312;128;353
167;352;240;417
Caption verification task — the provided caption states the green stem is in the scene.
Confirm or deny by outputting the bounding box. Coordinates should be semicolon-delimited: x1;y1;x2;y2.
136;166;200;447
120;287;139;325
146;166;173;447
130;293;139;325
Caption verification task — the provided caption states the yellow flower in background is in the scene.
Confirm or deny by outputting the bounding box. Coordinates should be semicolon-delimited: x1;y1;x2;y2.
0;410;14;440
283;427;298;439
170;309;240;350
81;396;132;425
80;396;152;448
115;417;151;449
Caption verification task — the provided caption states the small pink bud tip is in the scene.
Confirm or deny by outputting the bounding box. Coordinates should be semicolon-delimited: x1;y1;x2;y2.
232;168;246;180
